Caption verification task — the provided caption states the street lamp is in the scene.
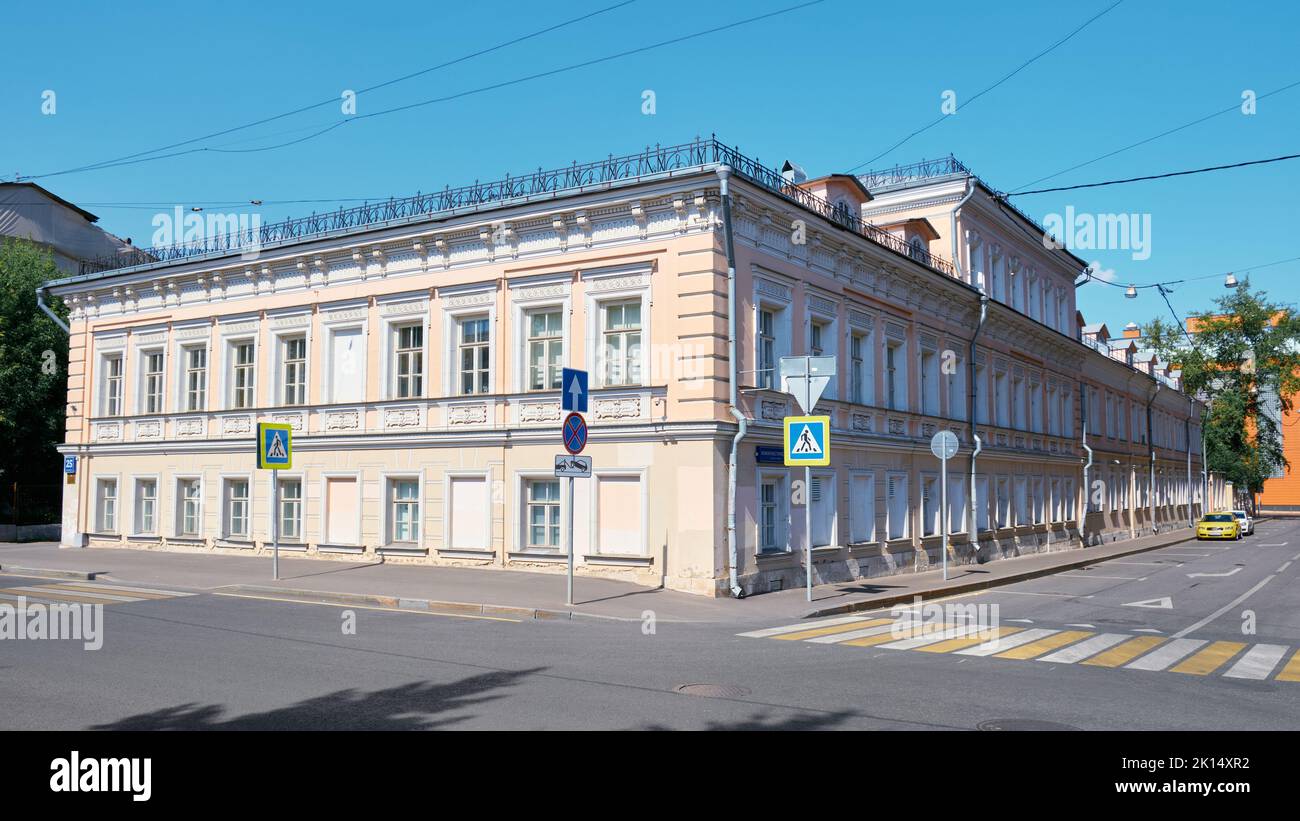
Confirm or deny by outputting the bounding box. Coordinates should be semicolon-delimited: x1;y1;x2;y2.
1125;284;1138;298
1224;272;1238;288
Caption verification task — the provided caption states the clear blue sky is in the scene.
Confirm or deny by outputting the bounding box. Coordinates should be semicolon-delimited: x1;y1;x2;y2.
4;0;1296;329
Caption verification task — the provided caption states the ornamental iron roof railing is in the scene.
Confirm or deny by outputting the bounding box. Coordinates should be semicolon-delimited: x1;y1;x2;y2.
77;136;955;279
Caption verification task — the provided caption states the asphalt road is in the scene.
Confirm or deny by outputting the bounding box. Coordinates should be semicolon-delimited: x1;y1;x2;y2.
1;519;1298;730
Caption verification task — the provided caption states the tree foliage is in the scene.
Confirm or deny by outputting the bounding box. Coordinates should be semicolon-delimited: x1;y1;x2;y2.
0;238;68;487
1143;280;1300;497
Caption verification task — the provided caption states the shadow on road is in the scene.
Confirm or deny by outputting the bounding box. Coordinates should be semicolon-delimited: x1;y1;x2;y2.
90;667;546;730
640;709;858;731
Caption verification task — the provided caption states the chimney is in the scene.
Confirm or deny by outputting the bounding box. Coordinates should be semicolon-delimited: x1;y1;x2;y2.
1122;321;1141;339
781;160;808;184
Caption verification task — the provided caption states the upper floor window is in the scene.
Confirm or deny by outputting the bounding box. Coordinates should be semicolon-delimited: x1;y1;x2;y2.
142;351;164;414
230;341;255;409
184;347;207;412
526;310;563;391
456;317;489;395
282;336;307;406
919;346;939;416
601;300;642;387
885;338;907;411
810;321;826;356
395;324;425;399
758;309;776;390
102;354;124;416
850;333;866;404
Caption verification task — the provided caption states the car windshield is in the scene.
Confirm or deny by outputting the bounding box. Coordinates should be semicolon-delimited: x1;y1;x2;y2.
1203;514;1234;522
1232;511;1248;517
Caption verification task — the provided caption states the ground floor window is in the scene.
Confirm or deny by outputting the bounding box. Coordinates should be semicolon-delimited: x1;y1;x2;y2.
886;473;909;540
849;473;875;544
389;478;420;544
96;479;117;533
279;478;302;540
920;475;939;537
758;473;788;553
178;479;201;537
224;478;249;538
135;479;157;534
526;479;561;550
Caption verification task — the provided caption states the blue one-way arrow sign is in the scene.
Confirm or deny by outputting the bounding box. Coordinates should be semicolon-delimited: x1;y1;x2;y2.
562;367;588;413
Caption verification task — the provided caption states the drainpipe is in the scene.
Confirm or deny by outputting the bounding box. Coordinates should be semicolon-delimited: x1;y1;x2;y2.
36;285;70;334
967;296;987;552
1147;382;1161;534
718;165;746;598
1185;395;1194;528
1080;383;1093;546
950;177;986;553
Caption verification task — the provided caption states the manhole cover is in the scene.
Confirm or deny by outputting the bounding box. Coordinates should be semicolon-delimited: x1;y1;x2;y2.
674;683;751;699
977;719;1080;731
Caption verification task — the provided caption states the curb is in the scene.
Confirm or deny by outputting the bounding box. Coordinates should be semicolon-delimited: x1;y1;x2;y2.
801;531;1198;619
213;584;611;622
0;564;100;581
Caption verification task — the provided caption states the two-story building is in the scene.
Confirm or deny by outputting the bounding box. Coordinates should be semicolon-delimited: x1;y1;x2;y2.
44;140;1220;597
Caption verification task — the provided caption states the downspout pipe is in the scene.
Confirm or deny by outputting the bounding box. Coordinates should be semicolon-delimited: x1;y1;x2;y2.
36;285;70;335
950;176;985;554
718;165;746;598
1185;395;1194;528
1081;383;1093;546
1147;382;1162;534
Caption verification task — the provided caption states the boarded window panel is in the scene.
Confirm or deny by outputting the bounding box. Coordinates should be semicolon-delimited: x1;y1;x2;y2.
449;476;489;550
850;475;874;544
597;476;642;555
326;477;359;544
331;328;364;402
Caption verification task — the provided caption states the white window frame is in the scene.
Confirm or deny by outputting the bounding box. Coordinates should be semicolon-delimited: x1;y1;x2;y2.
382;472;424;548
178;343;209;413
131;474;160;537
225;337;258;410
440;293;495;398
947;350;966;420
596;298;645;388
220;474;253;540
394;321;430;399
516;472;566;554
585;270;651;390
756;469;790;554
918;342;939;417
99;350;125;417
806;307;837;401
138;347;166;415
885;336;908;412
174;475;204;538
278;333;309;407
273;472;305;543
94;475;120;534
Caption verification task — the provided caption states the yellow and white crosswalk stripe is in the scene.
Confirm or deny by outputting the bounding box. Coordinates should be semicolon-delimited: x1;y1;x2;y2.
738;617;1300;683
1223;644;1289;680
1080;636;1166;668
0;581;193;607
1037;633;1132;664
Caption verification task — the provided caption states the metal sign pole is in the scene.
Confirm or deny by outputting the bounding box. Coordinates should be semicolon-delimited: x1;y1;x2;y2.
566;475;575;606
803;358;813;602
940;455;948;581
272;468;280;581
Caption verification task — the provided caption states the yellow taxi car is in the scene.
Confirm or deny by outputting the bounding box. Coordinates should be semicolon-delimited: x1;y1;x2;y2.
1197;512;1241;541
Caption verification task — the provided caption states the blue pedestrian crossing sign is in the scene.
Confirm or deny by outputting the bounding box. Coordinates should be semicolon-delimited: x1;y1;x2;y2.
783;415;830;467
257;422;293;470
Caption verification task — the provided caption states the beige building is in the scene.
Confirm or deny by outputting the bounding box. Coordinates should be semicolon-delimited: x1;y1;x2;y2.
45;140;1222;598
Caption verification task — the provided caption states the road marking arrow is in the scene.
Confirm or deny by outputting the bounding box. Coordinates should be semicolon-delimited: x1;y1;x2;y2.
1186;567;1242;578
1123;597;1173;609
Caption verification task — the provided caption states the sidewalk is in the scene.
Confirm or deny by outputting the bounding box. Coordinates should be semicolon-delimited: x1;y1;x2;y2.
0;526;1199;624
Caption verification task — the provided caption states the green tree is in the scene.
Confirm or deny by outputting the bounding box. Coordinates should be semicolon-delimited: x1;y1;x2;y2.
1143;280;1300;503
0;238;69;499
